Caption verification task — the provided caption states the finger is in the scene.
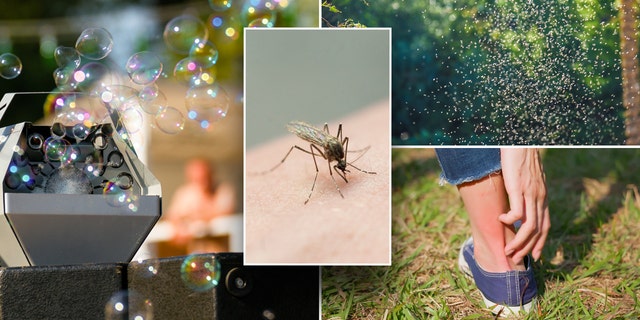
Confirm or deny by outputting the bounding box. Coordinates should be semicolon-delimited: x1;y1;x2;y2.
500;189;525;226
505;197;537;259
532;206;551;261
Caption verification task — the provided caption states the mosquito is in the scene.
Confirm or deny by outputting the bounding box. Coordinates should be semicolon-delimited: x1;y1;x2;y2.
261;121;376;204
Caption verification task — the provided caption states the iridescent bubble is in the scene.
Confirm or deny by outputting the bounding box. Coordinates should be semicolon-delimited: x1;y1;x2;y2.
0;53;22;80
105;290;153;320
72;123;90;140
209;0;232;11
174;57;204;85
54;46;81;68
101;85;140;112
53;65;75;90
104;291;127;320
59;145;81;166
180;255;221;292
163;15;208;55
55;106;93;127
155;106;185;134
189;40;219;68
241;0;277;28
139;85;167;115
126;51;163;85
189;68;217;87
75;27;113;60
119;106;144;134
185;84;230;130
72;62;113;94
248;18;273;28
103;178;138;209
44;137;70;162
83;155;103;178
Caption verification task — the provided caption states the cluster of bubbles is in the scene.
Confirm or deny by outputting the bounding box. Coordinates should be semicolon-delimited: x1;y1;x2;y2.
103;255;222;319
3;120;143;212
393;0;624;144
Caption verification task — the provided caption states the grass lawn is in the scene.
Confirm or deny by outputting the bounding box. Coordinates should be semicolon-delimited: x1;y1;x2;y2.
322;148;640;319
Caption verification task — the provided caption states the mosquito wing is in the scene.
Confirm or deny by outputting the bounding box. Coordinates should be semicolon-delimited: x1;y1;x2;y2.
287;121;333;146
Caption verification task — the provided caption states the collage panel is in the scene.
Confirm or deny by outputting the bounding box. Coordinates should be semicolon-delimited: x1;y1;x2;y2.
323;147;640;319
244;28;392;265
323;1;633;145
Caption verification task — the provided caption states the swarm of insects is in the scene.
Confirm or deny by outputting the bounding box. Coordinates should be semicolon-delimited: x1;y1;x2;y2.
261;121;376;204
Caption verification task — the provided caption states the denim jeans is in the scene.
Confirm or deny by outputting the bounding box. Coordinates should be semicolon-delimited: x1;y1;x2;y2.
435;148;501;185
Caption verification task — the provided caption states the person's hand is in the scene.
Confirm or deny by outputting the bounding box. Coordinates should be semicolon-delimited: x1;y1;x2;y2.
498;148;551;264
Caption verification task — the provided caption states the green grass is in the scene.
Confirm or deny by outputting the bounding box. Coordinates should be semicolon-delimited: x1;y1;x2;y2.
322;148;640;319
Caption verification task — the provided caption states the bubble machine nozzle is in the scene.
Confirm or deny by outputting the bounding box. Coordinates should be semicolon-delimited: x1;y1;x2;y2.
0;92;161;267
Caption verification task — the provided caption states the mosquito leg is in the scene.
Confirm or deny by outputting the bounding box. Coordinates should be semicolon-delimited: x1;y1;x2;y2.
257;145;297;174
299;144;324;204
310;144;343;200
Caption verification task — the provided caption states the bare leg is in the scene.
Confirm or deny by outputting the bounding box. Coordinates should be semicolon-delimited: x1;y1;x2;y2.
457;172;526;272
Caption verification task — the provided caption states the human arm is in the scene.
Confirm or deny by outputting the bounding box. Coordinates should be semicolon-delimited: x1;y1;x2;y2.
498;148;551;264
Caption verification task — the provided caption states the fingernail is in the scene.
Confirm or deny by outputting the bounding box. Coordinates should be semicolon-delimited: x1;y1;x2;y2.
505;248;514;256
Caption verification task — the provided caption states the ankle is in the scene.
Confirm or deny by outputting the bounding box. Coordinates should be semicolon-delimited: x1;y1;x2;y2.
473;241;525;272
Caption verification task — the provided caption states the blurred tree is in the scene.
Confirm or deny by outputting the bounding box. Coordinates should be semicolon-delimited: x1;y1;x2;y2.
619;0;640;144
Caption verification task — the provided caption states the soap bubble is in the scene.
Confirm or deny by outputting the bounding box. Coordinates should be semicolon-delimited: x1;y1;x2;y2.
174;57;204;85
241;0;277;27
119;106;144;134
53;65;75;90
54;46;81;68
180;255;221;292
103;174;139;211
209;0;232;11
155;106;185;134
248;18;274;28
75;27;113;60
105;290;153;320
126;51;163;85
71;62;113;94
0;53;22;79
44;137;70;162
185;84;230;130
163;15;208;55
72;123;90;140
101;85;140;112
189;40;219;68
139;85;167;115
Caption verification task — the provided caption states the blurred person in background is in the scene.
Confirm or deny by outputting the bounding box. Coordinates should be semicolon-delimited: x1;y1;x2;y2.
165;158;236;253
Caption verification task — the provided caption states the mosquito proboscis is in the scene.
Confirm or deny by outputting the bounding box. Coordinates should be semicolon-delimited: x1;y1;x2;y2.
258;120;376;204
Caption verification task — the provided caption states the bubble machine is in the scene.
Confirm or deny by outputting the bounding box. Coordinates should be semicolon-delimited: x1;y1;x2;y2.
0;92;161;267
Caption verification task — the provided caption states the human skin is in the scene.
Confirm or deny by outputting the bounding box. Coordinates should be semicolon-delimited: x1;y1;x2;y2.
498;148;550;265
457;148;550;272
244;100;390;264
458;173;526;272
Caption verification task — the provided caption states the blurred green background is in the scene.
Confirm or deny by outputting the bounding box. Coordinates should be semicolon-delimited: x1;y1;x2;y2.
324;0;627;145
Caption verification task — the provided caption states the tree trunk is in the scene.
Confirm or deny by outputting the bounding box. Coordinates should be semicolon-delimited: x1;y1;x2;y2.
620;0;640;144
